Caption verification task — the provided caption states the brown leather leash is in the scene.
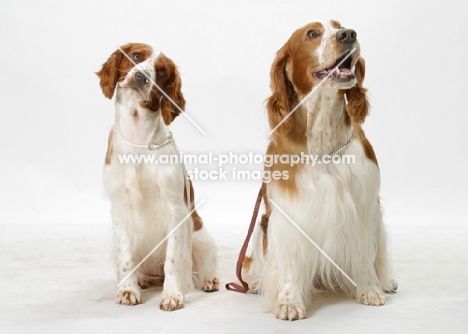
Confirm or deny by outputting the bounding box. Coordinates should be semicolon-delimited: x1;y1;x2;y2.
225;187;263;293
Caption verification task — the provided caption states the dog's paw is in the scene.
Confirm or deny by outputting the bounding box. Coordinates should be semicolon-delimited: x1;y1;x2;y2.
358;289;386;306
116;289;141;306
384;279;398;294
202;278;220;292
138;280;149;290
274;303;306;321
159;293;184;311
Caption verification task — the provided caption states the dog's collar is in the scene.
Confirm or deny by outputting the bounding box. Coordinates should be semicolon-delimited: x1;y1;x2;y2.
291;135;354;163
115;129;174;150
113;127;192;211
328;135;354;156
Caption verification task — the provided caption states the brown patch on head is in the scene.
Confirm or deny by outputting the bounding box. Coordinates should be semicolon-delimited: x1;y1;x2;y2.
287;22;326;94
104;129;114;165
145;54;186;125
96;43;153;99
266;22;325;135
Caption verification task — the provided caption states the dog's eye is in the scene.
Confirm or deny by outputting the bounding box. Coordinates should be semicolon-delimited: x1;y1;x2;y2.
307;30;319;39
158;68;167;76
131;52;142;62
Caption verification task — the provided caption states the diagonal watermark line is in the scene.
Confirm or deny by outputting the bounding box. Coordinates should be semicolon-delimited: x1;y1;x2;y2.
268;48;356;136
117;199;206;288
118;47;207;136
268;199;357;287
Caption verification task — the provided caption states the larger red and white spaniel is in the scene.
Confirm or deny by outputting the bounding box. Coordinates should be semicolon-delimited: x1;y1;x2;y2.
241;21;397;320
96;43;219;310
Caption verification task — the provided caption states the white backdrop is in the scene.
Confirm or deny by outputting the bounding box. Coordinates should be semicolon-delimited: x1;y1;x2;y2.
1;1;468;332
0;0;467;228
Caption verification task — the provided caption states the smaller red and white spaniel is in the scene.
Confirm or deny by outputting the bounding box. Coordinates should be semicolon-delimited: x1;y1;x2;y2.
241;21;397;320
96;43;219;310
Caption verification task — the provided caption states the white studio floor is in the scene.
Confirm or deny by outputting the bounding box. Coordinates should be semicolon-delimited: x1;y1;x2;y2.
1;187;467;334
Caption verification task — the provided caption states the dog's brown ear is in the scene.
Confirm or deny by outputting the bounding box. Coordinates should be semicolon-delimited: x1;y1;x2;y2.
266;45;295;134
346;57;369;123
96;45;131;99
154;54;185;125
96;49;121;99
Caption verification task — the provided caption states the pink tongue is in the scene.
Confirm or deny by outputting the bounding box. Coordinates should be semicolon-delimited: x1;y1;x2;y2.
326;66;351;73
338;67;352;73
331;67;354;79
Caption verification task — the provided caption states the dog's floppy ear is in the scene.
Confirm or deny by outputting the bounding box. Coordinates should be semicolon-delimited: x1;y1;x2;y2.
346;57;369;123
96;44;131;99
152;54;185;125
266;44;295;134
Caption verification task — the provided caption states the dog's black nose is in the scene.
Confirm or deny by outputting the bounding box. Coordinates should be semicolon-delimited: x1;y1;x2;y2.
135;71;148;85
336;29;357;44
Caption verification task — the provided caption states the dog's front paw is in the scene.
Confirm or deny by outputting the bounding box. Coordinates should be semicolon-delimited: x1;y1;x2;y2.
202;278;220;292
274;303;306;321
159;292;184;311
358;289;386;306
116;289;141;306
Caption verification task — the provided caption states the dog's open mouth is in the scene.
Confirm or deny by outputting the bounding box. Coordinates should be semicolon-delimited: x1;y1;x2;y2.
314;55;355;82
